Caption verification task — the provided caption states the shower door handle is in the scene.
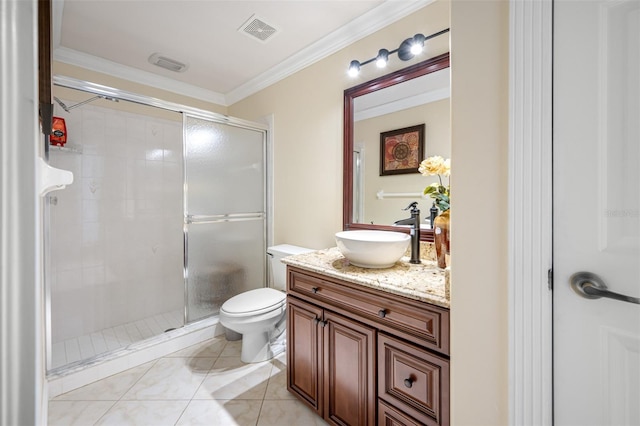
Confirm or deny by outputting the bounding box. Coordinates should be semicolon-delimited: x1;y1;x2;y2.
186;212;265;224
570;272;640;305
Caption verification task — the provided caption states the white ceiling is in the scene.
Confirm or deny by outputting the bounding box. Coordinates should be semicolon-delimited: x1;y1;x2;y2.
354;68;450;121
52;0;433;106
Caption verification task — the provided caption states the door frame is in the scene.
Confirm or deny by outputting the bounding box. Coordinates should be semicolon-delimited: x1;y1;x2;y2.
508;0;554;424
0;0;47;424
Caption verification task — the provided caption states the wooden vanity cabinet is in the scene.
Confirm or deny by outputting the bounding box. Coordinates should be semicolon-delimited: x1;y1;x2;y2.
288;296;376;425
286;266;450;426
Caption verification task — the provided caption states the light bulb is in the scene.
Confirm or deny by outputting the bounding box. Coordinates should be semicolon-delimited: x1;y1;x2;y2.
376;49;389;68
348;60;360;77
410;34;425;56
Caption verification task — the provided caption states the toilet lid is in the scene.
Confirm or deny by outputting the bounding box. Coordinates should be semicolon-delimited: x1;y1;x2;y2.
221;288;286;317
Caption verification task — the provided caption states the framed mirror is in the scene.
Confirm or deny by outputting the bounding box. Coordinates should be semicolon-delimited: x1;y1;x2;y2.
343;52;450;242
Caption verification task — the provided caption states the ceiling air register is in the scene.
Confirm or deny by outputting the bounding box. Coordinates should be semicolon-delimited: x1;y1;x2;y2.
239;14;278;42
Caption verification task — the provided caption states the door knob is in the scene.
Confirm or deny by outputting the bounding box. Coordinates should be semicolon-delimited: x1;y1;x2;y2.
570;271;640;305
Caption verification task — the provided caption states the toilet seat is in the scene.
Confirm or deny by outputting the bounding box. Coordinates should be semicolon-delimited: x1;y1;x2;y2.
220;288;286;318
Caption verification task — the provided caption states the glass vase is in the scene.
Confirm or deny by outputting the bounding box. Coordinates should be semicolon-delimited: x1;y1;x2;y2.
434;209;450;269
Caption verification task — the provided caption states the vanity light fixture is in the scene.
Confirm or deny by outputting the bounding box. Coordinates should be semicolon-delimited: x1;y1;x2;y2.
347;28;449;77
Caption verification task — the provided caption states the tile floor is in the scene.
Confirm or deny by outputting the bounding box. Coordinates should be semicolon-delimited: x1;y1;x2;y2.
48;337;328;426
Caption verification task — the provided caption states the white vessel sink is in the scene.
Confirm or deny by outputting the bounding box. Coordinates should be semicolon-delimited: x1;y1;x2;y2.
335;230;411;269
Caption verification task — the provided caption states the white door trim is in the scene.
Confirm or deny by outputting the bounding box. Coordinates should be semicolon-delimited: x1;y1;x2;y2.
508;0;554;423
0;0;46;424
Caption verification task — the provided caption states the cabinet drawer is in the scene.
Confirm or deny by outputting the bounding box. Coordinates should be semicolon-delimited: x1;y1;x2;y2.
378;400;423;426
289;268;449;354
378;333;449;426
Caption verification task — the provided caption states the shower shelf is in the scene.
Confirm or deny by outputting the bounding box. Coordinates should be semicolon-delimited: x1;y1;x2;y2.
50;144;83;154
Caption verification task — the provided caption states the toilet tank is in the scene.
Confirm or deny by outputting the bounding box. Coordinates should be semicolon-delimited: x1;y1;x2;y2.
267;244;314;291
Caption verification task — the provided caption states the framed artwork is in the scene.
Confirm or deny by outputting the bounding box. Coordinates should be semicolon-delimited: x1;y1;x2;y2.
379;124;425;176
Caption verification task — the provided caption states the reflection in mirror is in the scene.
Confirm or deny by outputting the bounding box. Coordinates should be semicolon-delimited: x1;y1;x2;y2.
343;53;450;242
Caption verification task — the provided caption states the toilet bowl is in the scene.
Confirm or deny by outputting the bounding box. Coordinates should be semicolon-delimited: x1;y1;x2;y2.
219;244;313;363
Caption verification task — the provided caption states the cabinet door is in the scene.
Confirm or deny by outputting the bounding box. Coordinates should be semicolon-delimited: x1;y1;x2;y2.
287;296;323;415
323;310;376;426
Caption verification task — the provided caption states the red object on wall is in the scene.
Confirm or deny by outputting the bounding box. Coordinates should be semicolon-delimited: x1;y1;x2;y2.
50;117;67;146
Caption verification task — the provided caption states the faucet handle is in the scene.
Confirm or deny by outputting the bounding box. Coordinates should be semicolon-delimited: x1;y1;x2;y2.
403;201;419;212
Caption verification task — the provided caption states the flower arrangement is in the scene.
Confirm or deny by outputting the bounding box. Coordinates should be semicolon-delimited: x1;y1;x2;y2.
418;156;450;212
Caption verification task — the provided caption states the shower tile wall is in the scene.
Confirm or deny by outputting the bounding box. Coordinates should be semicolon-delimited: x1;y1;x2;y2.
48;102;184;355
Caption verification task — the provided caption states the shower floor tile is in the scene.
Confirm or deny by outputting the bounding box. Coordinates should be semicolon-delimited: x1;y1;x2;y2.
51;310;184;370
49;338;328;426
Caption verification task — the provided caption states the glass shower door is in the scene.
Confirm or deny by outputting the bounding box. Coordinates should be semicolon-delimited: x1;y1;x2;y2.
184;115;267;323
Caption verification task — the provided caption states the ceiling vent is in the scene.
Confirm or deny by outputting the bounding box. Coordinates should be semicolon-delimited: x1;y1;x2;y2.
148;53;189;73
239;14;278;42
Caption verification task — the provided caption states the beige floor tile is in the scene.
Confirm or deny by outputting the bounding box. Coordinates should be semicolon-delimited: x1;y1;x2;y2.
47;344;332;426
94;400;189;426
48;400;115;426
53;361;156;401
193;356;272;400
257;399;329;426
176;399;262;426
219;340;242;357
166;337;227;358
123;357;215;400
264;357;295;400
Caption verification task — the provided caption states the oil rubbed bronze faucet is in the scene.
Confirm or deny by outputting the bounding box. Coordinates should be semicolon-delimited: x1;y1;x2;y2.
394;202;421;264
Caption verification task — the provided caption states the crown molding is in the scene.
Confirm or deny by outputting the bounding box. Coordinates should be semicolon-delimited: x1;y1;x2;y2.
51;0;433;107
354;87;449;122
53;46;227;105
225;0;435;105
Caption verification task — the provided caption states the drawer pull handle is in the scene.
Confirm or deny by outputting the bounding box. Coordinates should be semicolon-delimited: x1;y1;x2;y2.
320;320;327;327
314;317;320;325
312;287;319;293
378;309;387;318
404;378;414;388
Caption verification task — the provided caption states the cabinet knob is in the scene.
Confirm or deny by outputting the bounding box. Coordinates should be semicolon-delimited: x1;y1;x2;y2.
378;309;387;318
403;378;414;388
312;287;319;293
314;318;327;327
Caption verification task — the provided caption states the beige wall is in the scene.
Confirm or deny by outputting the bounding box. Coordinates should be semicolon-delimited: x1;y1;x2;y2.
450;0;509;424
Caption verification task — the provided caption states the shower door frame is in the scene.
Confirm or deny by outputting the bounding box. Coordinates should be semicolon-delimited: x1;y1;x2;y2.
182;112;269;323
47;75;272;372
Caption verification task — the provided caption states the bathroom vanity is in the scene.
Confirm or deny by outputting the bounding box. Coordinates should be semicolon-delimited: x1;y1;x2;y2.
283;246;450;426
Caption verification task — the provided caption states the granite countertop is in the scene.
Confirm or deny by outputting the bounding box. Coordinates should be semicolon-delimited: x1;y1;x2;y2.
282;245;450;309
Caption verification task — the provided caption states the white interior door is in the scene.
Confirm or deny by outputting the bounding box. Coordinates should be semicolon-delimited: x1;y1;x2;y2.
554;0;640;424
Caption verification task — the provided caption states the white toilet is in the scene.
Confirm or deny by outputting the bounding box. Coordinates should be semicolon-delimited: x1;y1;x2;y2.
219;244;313;363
